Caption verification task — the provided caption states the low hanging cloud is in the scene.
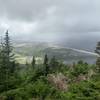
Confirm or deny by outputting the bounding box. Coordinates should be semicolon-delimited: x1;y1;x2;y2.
0;0;100;50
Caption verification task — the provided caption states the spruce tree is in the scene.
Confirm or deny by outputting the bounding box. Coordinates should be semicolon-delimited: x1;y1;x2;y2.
95;42;100;54
95;41;100;72
4;30;15;73
0;47;6;92
49;56;59;72
31;56;36;68
0;30;15;92
4;30;14;61
50;56;56;69
44;54;49;76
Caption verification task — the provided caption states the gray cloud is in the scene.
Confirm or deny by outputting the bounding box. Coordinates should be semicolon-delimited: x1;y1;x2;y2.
0;0;100;50
0;0;53;21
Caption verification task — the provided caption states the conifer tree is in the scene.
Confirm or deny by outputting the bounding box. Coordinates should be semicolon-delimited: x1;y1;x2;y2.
44;54;49;76
95;42;100;55
4;30;14;61
4;30;15;73
31;56;36;68
95;41;100;72
49;56;59;71
0;30;15;92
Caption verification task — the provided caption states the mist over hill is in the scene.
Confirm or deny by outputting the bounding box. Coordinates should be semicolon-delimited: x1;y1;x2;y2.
12;33;99;52
13;41;98;64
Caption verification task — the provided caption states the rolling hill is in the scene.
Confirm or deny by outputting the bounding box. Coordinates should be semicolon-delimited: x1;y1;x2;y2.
14;42;98;64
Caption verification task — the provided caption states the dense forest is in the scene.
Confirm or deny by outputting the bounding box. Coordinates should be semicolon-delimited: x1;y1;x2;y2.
0;31;100;100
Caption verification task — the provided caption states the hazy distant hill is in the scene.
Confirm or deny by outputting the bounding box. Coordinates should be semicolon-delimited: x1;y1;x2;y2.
42;46;98;64
14;42;98;64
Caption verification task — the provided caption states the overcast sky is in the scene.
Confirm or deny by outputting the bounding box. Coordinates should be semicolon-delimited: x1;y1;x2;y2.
0;0;100;50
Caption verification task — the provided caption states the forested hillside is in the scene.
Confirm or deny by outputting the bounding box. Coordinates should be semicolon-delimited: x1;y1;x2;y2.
0;31;100;100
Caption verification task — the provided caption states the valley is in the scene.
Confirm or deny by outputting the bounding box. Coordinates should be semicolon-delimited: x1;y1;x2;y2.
14;41;98;64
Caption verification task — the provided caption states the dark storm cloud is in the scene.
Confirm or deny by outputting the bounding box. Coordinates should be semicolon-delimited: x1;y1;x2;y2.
0;0;100;50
